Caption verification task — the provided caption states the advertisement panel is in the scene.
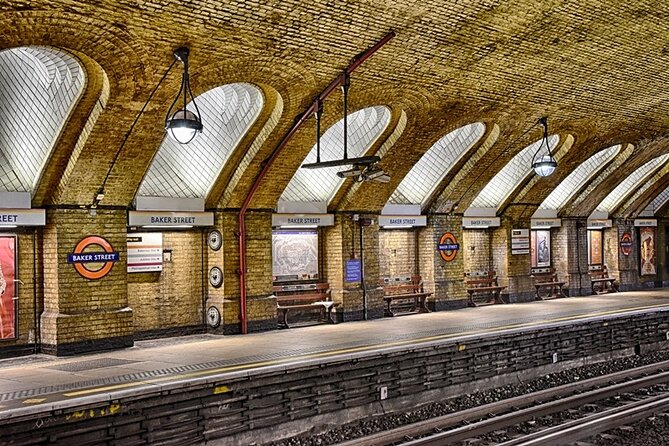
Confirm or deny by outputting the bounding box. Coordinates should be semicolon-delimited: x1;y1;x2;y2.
0;236;16;339
640;227;656;275
531;230;551;267
588;230;603;265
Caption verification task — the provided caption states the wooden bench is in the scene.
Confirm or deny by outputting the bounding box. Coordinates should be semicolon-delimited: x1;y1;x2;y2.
273;283;338;328
381;275;431;317
531;267;567;300
589;264;619;294
464;270;506;307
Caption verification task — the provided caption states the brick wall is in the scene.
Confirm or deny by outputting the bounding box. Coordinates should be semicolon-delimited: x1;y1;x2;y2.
40;208;133;355
217;210;275;334
560;219;590;296
127;231;204;336
615;220;640;291
323;215;344;306
425;215;466;308
378;229;416;278
504;219;533;301
463;229;492;272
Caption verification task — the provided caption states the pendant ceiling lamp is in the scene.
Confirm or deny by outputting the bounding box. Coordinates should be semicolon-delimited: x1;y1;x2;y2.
165;47;203;144
532;117;557;177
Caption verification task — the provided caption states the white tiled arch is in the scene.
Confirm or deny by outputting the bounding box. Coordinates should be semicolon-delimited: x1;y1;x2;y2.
538;145;621;212
138;82;263;199
0;46;85;193
596;154;669;213
470;135;559;210
388;122;485;206
646;186;669;215
280;106;391;204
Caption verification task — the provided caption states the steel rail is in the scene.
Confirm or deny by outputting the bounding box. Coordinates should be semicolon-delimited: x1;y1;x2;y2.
497;393;669;446
335;360;669;446
401;370;669;445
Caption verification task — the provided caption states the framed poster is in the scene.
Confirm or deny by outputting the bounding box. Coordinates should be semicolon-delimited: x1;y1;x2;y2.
640;227;656;276
531;230;551;268
272;230;319;282
0;235;17;340
588;230;603;265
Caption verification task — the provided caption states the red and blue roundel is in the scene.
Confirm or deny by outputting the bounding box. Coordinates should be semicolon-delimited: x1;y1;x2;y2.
68;235;120;280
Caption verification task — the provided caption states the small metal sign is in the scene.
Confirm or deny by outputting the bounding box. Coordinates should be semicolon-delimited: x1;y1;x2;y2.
345;259;362;282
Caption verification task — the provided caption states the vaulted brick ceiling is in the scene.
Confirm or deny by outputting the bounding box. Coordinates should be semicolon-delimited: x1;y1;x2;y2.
1;1;669;218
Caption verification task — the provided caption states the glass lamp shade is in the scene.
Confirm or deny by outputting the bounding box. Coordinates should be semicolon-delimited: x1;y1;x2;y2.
166;109;203;144
532;155;557;177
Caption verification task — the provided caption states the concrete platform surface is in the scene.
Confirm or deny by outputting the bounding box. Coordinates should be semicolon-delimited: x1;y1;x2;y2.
1;290;669;417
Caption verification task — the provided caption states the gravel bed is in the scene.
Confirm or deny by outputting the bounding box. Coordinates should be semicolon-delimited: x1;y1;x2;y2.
263;351;669;446
590;414;669;445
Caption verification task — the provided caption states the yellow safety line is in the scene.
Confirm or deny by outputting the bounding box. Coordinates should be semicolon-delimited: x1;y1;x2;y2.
60;303;669;398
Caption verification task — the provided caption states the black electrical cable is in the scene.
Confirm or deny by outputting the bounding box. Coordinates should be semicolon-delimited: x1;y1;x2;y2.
96;57;179;206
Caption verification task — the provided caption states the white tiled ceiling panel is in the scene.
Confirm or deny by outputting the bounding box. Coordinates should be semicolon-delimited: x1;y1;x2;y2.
280;106;390;204
471;135;559;209
389;122;485;206
648;186;669;214
539;145;620;211
139;83;263;198
0;46;84;193
596;154;669;213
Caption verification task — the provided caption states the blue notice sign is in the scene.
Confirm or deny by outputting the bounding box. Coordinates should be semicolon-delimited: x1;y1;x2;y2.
345;259;362;282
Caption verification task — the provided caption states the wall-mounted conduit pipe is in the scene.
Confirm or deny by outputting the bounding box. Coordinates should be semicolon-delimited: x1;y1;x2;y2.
237;31;395;334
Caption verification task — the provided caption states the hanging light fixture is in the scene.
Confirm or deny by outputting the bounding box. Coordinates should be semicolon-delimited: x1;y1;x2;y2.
532;116;557;177
302;71;380;169
165;47;203;144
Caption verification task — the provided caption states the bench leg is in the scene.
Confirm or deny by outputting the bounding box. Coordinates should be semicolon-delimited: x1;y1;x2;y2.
410;296;417;312
417;296;430;313
494;290;504;304
325;306;335;324
535;287;543;301
277;308;290;329
384;299;394;317
467;293;477;307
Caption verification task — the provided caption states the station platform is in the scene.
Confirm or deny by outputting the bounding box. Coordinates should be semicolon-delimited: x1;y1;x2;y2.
2;290;669;415
2;290;669;444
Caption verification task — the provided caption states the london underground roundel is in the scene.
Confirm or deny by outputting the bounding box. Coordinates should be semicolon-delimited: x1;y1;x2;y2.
67;235;120;280
438;232;460;262
620;232;633;257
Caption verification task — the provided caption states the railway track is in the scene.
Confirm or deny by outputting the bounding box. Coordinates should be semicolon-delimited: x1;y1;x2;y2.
336;360;669;446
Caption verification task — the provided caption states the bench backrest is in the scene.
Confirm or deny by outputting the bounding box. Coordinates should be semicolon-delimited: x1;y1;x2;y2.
464;270;497;287
589;264;610;278
531;267;558;283
382;275;423;294
273;282;331;303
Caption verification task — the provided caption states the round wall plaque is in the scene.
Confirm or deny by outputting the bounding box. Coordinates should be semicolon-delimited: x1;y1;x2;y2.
207;230;222;251
206;306;221;328
209;266;223;288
